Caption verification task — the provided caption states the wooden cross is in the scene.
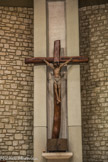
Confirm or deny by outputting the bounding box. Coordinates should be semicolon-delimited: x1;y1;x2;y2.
25;40;88;150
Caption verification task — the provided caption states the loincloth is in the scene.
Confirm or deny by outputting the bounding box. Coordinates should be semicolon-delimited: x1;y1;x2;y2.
54;77;61;85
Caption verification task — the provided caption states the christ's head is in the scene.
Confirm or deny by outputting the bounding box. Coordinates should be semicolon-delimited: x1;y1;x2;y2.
54;62;59;68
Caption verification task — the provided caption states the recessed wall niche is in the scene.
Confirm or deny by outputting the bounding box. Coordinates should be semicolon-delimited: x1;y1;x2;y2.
46;0;68;140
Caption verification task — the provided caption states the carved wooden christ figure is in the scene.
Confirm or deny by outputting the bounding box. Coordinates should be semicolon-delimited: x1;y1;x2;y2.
44;58;72;104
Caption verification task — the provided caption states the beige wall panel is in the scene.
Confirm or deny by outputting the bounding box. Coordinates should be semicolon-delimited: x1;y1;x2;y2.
34;0;47;161
66;0;79;56
34;0;46;56
67;65;81;126
66;0;82;162
34;66;46;127
34;127;47;162
68;126;82;162
66;0;81;126
34;0;47;126
48;1;65;56
66;0;81;127
66;0;81;125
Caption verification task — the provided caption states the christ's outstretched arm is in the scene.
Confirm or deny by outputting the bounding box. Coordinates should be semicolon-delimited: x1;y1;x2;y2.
44;59;54;69
60;58;72;69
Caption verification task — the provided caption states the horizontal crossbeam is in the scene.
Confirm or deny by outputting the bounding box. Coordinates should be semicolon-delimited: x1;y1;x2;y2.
25;56;88;64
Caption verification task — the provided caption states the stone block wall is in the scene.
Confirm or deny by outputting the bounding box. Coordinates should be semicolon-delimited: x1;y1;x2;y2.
80;3;108;162
0;7;33;161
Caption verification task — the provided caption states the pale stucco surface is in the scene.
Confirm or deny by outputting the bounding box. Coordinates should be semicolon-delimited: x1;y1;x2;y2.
66;0;82;161
34;0;47;161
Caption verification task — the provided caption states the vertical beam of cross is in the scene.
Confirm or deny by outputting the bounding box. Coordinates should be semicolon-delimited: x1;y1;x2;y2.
52;40;61;138
54;40;60;63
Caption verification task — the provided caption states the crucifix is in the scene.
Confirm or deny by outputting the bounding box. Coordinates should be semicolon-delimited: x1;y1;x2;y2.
25;40;88;151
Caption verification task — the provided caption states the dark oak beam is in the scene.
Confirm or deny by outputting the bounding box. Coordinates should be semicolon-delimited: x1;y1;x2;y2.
25;56;88;64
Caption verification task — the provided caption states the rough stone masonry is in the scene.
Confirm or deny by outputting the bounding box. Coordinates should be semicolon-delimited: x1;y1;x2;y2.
0;7;34;162
80;3;108;162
